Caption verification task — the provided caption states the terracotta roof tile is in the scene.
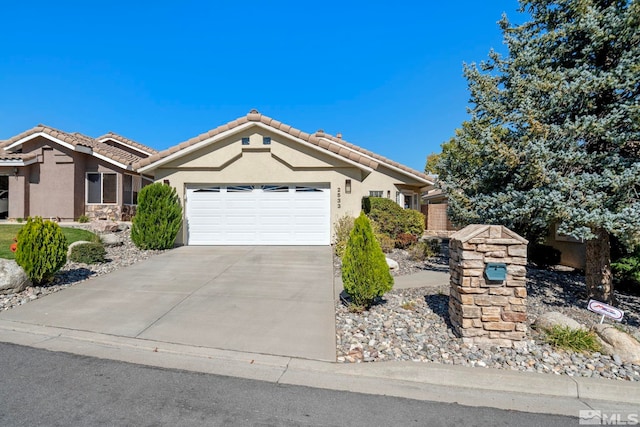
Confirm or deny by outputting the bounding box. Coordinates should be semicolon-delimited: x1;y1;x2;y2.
1;125;150;168
0;152;37;161
96;132;158;155
134;110;433;184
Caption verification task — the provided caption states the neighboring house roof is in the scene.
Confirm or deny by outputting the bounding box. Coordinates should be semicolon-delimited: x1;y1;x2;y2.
96;132;158;157
0;152;38;166
0;125;151;170
136;110;434;185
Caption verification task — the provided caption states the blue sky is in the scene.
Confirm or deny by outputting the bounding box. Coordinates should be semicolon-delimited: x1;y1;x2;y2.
1;1;523;171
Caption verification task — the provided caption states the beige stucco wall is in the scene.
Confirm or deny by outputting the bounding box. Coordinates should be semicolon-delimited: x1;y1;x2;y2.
151;129;426;245
545;225;586;269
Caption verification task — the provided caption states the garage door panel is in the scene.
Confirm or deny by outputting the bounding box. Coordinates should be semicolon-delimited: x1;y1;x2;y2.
186;186;329;245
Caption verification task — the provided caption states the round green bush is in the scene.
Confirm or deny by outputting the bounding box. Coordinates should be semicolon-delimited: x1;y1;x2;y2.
342;213;394;308
69;242;106;264
15;217;68;285
365;197;425;238
131;183;183;250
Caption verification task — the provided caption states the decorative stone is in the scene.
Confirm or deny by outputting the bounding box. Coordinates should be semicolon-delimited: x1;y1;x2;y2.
502;311;527;322
0;259;32;294
593;324;640;364
100;233;124;247
386;258;399;270
534;311;586;331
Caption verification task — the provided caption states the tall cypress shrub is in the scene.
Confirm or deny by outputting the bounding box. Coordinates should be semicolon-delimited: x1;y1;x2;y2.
341;212;393;308
131;183;183;250
15;217;68;285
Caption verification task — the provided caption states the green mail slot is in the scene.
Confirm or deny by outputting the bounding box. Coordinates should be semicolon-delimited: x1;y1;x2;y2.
485;263;507;282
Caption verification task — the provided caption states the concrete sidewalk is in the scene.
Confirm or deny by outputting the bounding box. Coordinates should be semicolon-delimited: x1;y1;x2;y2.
0;320;637;418
335;270;450;295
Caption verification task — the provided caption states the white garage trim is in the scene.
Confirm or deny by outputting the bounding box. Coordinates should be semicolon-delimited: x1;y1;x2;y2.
186;184;330;245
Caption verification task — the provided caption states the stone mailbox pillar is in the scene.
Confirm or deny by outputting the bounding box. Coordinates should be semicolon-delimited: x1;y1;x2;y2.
448;224;528;347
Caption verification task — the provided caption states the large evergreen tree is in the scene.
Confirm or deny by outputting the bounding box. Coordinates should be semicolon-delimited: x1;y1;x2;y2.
437;0;640;303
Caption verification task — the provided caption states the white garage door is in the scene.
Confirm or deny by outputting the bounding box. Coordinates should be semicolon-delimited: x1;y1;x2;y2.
186;185;330;245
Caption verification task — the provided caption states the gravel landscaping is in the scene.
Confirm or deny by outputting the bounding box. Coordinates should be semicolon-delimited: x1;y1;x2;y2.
335;243;640;381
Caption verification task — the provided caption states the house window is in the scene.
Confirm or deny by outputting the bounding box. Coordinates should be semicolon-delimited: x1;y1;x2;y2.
242;137;250;145
369;190;383;197
123;175;142;205
87;172;117;204
263;136;271;145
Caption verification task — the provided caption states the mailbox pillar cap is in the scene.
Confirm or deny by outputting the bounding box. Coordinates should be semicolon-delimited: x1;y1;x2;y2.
450;224;528;244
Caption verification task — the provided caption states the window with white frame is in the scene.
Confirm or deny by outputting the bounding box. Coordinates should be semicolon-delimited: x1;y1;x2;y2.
123;175;142;205
87;172;117;204
369;190;383;197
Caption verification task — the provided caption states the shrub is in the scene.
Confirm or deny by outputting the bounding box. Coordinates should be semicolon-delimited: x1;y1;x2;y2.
77;215;90;223
131;183;183;250
612;246;640;288
333;214;355;258
69;242;106;264
424;236;442;254
15;217;68;285
403;209;426;236
395;233;418;249
367;197;405;237
543;326;601;353
366;197;425;239
342;213;394;309
408;241;437;261
528;244;561;268
376;233;395;253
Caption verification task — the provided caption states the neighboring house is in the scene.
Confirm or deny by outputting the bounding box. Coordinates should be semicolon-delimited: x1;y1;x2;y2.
136;109;434;246
421;188;586;268
421;188;458;237
0;126;157;221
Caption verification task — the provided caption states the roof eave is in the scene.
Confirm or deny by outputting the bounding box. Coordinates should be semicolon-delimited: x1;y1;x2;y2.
97;137;155;157
318;137;434;186
0;158;38;167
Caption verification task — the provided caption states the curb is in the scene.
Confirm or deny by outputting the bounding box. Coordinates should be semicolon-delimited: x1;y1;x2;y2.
0;319;638;417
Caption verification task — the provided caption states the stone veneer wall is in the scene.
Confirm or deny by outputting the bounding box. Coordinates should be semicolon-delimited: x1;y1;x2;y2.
448;224;529;348
86;204;122;221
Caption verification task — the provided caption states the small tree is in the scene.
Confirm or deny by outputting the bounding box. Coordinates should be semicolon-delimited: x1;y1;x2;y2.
341;212;393;308
15;217;68;285
131;183;183;250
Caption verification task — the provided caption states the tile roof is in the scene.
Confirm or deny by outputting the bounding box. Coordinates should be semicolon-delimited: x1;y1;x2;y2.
0;152;37;162
0;125;150;167
96;132;158;155
135;110;434;184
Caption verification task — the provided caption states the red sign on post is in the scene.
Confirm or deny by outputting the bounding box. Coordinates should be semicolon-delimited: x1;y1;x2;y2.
587;299;624;322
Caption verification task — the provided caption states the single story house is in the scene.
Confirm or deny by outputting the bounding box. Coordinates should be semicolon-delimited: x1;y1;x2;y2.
0;126;156;221
136;109;435;246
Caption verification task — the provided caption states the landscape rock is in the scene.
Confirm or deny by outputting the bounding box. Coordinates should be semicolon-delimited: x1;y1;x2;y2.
534;311;586;331
0;259;32;294
100;233;124;247
90;221;120;233
386;258;399;270
594;324;640;364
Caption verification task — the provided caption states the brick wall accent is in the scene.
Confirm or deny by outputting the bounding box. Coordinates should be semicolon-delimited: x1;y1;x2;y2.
448;224;528;348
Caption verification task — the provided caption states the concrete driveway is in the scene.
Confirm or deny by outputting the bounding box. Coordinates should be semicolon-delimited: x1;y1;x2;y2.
0;246;336;361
